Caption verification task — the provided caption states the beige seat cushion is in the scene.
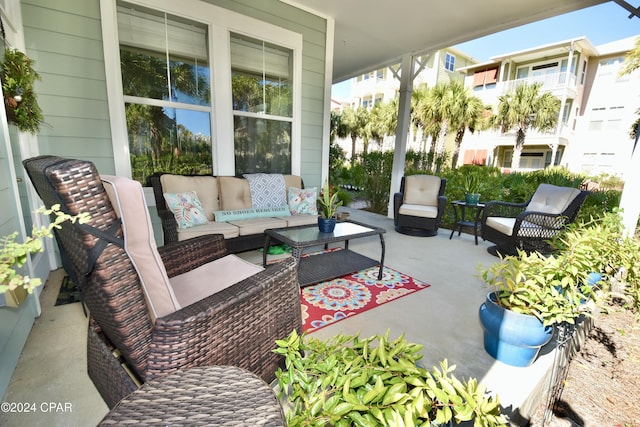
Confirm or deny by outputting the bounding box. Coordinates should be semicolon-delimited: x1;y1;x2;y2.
283;175;303;189
485;217;516;236
280;213;318;226
485;217;545;237
403;175;441;207
398;204;439;219
229;217;288;236
526;184;581;214
218;176;252;210
177;221;240;241
101;175;180;322
169;255;264;308
161;174;220;221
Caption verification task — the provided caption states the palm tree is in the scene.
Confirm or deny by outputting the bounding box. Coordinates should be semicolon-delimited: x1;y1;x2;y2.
490;82;560;170
367;99;398;151
337;106;369;165
445;80;486;168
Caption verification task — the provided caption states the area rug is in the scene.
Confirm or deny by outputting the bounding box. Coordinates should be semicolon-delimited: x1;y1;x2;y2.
55;276;81;306
301;265;430;333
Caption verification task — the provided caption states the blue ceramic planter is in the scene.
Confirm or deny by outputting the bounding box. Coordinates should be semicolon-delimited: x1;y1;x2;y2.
479;292;554;367
465;193;481;205
317;217;336;233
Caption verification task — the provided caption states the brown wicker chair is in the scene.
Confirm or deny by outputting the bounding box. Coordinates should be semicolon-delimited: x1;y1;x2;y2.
23;156;302;409
480;183;589;256
393;175;447;237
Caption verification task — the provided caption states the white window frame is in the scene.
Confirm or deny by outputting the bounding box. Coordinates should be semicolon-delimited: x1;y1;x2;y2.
100;0;303;177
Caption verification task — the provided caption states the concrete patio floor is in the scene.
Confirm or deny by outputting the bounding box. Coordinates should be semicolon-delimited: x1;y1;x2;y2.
0;207;561;426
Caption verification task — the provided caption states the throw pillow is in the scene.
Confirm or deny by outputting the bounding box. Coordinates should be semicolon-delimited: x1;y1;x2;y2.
243;173;287;208
288;187;318;215
164;191;208;229
213;205;291;222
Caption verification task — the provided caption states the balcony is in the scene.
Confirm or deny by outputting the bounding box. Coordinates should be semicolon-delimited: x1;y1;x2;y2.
474;72;579;104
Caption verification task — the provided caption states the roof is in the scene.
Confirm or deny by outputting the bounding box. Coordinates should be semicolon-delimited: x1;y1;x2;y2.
283;0;608;82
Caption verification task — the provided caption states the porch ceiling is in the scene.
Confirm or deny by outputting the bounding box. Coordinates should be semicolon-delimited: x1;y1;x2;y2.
285;0;609;83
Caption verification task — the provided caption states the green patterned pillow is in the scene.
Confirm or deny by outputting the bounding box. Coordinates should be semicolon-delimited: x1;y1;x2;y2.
163;191;209;229
288;187;318;215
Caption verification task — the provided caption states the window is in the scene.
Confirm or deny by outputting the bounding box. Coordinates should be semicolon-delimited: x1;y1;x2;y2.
561;100;573;124
444;53;455;72
230;33;293;175
580;60;587;85
103;0;302;181
472;67;498;88
118;3;213;183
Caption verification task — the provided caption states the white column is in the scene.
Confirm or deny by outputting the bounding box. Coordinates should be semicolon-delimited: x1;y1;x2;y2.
620;135;640;237
387;53;414;218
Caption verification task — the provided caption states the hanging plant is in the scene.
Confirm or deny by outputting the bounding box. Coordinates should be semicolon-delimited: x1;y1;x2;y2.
1;48;44;134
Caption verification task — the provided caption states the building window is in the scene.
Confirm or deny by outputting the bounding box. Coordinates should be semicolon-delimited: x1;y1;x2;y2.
580;59;587;85
472;67;498;88
118;3;213;183
104;0;302;181
230;33;293;175
561;100;573;124
444;53;455;72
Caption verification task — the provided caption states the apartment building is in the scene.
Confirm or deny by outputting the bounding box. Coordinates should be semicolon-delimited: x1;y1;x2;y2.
459;36;639;176
337;36;639;176
335;47;476;154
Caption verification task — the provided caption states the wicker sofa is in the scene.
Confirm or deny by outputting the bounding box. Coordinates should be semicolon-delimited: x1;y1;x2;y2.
149;173;318;253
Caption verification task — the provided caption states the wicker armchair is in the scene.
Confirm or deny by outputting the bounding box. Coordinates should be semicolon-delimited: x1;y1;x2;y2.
480;183;589;256
393;175;447;237
23;156;302;409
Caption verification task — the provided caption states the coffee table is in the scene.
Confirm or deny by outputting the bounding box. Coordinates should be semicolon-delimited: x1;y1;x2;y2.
263;219;386;287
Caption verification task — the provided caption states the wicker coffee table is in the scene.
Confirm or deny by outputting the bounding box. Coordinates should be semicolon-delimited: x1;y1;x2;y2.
263;219;386;287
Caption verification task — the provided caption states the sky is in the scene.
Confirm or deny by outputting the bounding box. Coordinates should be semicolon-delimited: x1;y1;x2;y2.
332;2;640;99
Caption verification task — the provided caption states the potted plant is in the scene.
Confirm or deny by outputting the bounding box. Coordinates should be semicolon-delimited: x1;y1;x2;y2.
1;205;88;306
317;179;343;233
461;174;482;205
274;329;507;427
1;48;45;134
478;246;600;367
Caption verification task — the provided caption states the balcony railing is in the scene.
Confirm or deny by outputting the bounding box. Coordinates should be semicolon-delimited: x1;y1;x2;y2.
501;72;577;94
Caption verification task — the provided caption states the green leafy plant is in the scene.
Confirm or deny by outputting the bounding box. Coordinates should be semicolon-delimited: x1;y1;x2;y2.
461;174;482;195
1;205;89;295
1;48;45;134
318;179;343;219
479;250;597;327
274;329;507;427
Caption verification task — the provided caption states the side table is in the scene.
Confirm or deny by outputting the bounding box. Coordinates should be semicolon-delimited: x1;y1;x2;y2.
98;366;286;426
449;200;485;245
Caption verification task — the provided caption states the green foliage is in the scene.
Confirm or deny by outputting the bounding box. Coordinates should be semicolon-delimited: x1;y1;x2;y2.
554;211;640;311
274;329;507;427
1;205;89;294
480;210;640;326
318;180;343;219
358;151;394;214
1;48;45;134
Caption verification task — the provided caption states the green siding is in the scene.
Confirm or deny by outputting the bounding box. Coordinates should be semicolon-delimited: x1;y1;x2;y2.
22;0;328;189
22;0;111;168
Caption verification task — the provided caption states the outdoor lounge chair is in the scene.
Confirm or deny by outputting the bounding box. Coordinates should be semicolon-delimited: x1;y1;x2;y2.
22;156;302;409
393;175;447;237
480;183;589;256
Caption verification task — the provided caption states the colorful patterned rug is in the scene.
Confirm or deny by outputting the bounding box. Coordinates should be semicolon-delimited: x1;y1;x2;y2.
300;265;430;333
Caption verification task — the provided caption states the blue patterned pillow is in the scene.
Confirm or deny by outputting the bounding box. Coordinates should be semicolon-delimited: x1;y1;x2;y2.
243;173;287;208
288;187;318;215
163;191;208;229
